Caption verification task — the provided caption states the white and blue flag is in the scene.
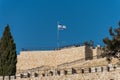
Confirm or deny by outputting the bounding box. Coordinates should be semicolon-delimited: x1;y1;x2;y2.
58;24;66;30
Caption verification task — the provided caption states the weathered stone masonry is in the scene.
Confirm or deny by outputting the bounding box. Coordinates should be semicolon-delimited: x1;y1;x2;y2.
17;46;101;71
13;45;120;80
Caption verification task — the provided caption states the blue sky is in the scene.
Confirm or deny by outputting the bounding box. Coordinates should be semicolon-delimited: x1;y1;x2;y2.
0;0;120;53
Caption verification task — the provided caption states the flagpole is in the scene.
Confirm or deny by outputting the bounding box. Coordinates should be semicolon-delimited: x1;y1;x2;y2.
57;21;60;50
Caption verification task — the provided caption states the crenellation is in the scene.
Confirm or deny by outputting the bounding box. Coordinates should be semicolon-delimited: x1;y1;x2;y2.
14;64;120;80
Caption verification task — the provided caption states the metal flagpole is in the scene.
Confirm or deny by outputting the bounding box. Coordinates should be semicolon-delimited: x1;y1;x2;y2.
57;21;60;50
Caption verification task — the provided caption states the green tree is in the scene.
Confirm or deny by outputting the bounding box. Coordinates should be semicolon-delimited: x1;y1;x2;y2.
103;21;120;63
0;25;17;76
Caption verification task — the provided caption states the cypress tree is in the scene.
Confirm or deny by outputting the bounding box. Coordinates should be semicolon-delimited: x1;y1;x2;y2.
0;25;17;76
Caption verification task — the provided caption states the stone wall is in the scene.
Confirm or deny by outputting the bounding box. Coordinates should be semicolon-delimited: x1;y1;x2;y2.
17;46;89;71
15;64;119;80
0;44;115;80
17;46;102;71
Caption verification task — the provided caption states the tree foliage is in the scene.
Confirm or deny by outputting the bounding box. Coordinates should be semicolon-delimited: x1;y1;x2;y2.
84;40;94;47
0;25;17;76
103;21;120;62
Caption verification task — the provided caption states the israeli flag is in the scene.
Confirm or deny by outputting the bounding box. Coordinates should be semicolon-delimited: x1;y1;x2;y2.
58;24;66;30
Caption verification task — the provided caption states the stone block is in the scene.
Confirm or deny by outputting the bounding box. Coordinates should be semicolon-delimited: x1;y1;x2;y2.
84;68;89;73
96;67;102;72
91;67;95;72
4;76;9;80
16;73;22;79
60;70;64;76
102;66;107;72
67;68;72;74
75;68;81;74
0;76;3;80
60;69;68;75
10;76;15;80
108;66;114;71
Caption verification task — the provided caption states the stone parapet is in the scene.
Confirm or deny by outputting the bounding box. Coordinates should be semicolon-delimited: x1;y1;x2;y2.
15;64;120;80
